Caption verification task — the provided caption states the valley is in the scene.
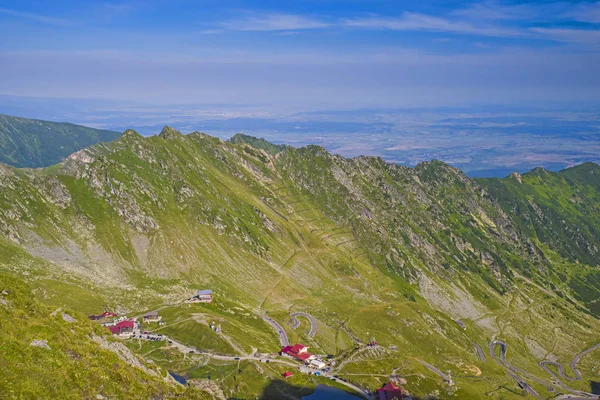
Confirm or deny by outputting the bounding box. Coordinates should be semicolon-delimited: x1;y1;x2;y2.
0;124;599;399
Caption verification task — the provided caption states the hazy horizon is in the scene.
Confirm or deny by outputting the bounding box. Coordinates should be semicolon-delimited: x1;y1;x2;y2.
1;0;599;177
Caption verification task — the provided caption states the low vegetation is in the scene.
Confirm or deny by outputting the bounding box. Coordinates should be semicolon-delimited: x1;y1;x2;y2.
0;123;599;399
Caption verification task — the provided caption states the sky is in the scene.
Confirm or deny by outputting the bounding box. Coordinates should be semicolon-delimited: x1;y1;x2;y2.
1;0;600;108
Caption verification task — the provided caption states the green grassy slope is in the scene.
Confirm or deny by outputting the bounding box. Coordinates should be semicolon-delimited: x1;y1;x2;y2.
479;165;600;316
228;133;288;154
0;128;599;399
0;272;210;399
0;114;120;168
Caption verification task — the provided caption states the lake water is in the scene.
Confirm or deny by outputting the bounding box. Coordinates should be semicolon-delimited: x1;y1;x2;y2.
302;384;361;399
168;372;187;385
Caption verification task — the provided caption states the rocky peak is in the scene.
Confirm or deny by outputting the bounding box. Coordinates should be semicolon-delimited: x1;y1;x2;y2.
509;172;523;184
159;126;184;140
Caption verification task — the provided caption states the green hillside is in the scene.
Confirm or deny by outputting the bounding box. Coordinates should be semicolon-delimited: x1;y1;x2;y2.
0;126;599;399
0;114;120;168
0;273;210;399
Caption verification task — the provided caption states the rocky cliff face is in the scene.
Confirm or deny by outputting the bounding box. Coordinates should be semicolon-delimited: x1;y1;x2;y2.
0;127;598;311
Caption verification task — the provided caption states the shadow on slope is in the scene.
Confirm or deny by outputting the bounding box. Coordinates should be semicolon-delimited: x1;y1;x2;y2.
591;381;600;395
228;380;362;400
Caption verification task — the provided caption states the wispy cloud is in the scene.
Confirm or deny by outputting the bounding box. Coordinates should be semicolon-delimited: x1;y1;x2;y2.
568;1;600;23
103;2;133;13
452;1;566;21
0;7;69;26
220;13;329;31
343;12;524;38
530;27;600;44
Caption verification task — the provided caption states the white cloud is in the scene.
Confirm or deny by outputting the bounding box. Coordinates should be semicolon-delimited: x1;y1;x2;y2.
452;1;567;21
568;1;600;23
343;12;525;38
0;7;69;26
220;13;329;31
530;27;600;44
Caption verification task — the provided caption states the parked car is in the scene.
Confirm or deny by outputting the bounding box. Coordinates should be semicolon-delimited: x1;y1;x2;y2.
234;357;240;360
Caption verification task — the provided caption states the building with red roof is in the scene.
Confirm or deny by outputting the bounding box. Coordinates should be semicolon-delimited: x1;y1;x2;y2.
280;344;315;362
108;320;135;335
283;371;293;378
89;311;118;321
377;382;407;400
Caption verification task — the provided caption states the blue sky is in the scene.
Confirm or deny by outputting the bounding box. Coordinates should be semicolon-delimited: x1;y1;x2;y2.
1;0;600;108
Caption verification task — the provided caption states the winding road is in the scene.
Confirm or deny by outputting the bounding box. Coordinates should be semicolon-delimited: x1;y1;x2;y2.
291;312;317;338
490;340;600;399
417;359;453;384
474;343;486;362
261;315;290;347
490;340;554;398
539;343;600;394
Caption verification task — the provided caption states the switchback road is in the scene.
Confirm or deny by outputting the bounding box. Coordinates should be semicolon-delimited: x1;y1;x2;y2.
291;312;317;338
491;340;600;399
539;343;600;396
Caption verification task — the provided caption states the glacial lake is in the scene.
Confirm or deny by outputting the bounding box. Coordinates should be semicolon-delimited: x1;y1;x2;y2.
168;372;187;385
302;384;361;399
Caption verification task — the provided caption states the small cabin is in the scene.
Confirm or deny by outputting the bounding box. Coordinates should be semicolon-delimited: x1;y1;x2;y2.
197;289;213;303
143;311;161;323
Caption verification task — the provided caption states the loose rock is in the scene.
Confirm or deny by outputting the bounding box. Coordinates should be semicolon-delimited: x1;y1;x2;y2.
62;312;77;323
30;339;52;350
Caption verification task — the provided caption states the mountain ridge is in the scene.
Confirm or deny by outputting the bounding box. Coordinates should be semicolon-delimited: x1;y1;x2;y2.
0;114;121;168
1;122;599;399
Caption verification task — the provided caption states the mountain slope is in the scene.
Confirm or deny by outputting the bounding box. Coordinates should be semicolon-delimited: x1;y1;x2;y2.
479;164;600;316
0;114;120;168
0;272;210;399
229;133;288;154
0;127;599;399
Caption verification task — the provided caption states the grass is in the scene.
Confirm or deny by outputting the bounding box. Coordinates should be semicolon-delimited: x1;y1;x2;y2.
0;273;210;399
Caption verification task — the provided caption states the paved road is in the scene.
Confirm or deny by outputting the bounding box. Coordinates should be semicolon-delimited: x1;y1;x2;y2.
123;314;372;398
163;333;372;399
291;312;317;338
539;343;600;396
490;340;599;399
474;343;486;362
490;340;552;397
417;359;453;384
261;315;290;347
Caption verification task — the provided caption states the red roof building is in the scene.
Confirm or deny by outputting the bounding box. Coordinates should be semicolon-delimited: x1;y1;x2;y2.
280;344;314;362
289;344;308;353
377;382;407;400
89;311;118;321
108;320;135;335
283;371;293;378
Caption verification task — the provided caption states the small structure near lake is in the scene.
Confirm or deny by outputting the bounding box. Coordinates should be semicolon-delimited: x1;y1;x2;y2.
108;320;135;336
281;344;315;362
377;382;410;400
